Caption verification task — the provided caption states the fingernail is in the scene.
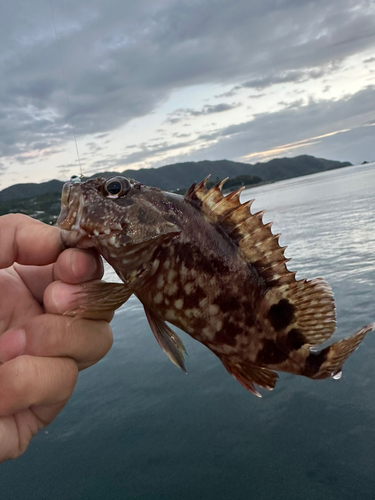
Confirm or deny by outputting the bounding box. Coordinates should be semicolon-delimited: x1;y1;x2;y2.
71;250;98;280
0;329;26;363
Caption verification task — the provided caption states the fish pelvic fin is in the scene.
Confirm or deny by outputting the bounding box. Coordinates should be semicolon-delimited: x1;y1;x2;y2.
144;306;187;372
220;356;278;397
303;323;375;379
65;281;134;319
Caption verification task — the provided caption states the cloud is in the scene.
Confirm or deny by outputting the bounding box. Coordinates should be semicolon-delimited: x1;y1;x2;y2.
189;85;375;164
172;132;191;138
241;65;338;90
1;0;374;156
0;0;374;180
166;102;240;123
81;85;375;174
141;85;375;168
248;93;266;99
94;132;111;139
215;86;242;98
84;137;200;174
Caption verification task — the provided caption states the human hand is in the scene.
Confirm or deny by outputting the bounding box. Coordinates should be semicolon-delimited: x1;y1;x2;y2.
0;215;113;462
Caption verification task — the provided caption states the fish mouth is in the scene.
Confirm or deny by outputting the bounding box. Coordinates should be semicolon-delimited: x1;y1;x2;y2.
57;181;81;230
57;180;94;248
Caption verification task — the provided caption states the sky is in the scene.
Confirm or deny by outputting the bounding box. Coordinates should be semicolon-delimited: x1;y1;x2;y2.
0;0;374;190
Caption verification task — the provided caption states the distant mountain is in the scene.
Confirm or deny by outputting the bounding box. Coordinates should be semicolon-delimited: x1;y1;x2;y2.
0;179;64;202
91;155;352;191
0;155;352;202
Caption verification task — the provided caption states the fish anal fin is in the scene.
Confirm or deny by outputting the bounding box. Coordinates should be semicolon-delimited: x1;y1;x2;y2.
220;356;278;397
65;281;134;319
144;306;187;372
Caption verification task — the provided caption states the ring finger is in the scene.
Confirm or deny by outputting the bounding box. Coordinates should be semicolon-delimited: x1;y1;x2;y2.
0;313;113;371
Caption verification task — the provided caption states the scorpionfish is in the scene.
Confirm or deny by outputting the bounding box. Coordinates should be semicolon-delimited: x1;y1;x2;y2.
57;175;374;396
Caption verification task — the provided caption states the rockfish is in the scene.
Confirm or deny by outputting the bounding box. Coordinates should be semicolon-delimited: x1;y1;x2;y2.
57;175;374;396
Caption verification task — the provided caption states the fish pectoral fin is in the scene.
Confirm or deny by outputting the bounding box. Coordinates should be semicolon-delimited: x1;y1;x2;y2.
65;281;134;319
220;357;278;397
144;306;187;373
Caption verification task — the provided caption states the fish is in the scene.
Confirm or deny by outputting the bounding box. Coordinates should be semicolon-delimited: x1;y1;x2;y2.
57;175;374;396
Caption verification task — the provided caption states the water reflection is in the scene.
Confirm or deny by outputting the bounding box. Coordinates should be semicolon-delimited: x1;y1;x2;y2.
1;162;375;500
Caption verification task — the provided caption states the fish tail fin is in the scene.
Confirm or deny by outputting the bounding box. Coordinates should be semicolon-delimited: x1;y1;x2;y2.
303;323;375;380
219;356;278;397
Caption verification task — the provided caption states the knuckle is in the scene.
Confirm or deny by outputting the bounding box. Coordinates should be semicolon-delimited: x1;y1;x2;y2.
0;427;24;462
6;355;37;398
83;320;113;366
31;314;69;353
59;358;79;397
28;314;113;367
88;320;113;363
2;213;29;225
51;316;70;349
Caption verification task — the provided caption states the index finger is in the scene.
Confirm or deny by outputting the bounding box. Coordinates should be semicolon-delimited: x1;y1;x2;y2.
0;214;63;269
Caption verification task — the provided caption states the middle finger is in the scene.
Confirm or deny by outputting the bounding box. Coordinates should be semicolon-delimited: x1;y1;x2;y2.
0;313;113;370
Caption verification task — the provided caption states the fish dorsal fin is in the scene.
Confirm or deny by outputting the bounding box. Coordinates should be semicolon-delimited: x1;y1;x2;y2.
184;177;292;287
185;178;337;348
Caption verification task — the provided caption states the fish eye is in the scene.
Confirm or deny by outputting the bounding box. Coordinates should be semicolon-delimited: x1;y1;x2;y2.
104;177;130;198
70;175;81;184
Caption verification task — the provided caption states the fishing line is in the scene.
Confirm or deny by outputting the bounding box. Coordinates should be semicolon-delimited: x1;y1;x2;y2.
49;0;83;178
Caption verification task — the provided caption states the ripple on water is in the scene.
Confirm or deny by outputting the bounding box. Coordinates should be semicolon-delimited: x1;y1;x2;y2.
3;164;373;500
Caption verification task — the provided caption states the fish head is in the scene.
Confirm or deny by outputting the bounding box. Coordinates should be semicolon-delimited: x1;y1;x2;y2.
57;176;180;274
58;176;133;249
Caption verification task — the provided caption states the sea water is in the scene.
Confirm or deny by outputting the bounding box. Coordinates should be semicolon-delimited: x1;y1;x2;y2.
1;162;375;500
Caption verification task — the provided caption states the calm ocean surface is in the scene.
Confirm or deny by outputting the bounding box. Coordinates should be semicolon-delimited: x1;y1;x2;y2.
2;163;375;499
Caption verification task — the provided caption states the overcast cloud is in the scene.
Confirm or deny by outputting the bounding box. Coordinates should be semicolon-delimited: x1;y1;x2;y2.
0;0;374;187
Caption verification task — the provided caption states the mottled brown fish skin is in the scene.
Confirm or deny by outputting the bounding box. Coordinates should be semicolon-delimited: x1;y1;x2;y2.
57;176;374;396
137;199;269;353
